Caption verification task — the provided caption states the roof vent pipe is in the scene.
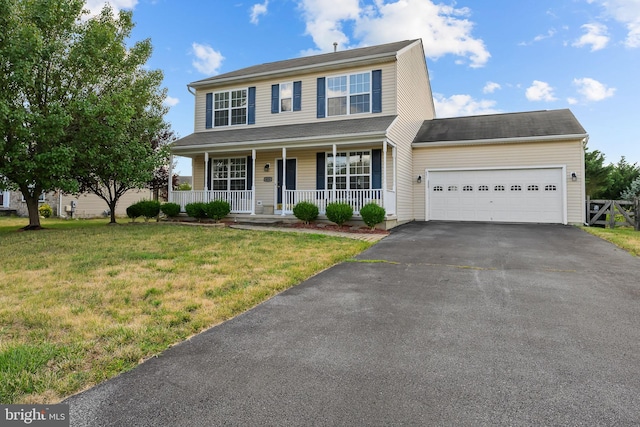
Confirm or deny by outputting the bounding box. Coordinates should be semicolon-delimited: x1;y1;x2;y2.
333;42;338;52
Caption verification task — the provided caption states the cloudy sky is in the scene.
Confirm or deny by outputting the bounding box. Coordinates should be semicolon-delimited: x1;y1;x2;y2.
89;0;639;175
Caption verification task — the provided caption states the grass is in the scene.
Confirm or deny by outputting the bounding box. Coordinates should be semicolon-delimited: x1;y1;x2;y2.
581;226;640;256
0;217;372;404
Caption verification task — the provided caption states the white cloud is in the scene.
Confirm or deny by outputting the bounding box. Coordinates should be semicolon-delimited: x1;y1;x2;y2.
433;94;500;118
84;0;138;17
298;0;490;67
573;23;609;51
573;77;616;101
589;0;640;48
525;80;557;102
567;97;578;105
163;96;179;107
250;0;269;24
191;43;225;75
483;82;501;94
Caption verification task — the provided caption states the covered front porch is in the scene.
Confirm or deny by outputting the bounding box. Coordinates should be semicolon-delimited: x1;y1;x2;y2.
169;142;397;221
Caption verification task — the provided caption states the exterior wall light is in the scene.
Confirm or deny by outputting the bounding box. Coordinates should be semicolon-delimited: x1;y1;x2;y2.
571;172;577;181
417;175;422;183
264;163;270;172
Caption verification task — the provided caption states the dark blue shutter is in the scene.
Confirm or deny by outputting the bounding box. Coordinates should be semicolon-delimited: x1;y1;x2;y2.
271;84;279;114
247;87;256;124
372;149;382;189
316;152;325;190
246;155;253;190
207;158;212;190
205;93;213;129
293;81;302;111
372;70;382;113
317;77;325;118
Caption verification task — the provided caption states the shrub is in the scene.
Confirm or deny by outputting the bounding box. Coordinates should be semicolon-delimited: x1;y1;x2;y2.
185;202;207;221
359;203;386;229
126;202;143;222
205;199;231;222
293;201;319;224
38;203;53;218
325;202;353;226
160;202;181;218
177;182;192;191
138;200;161;222
621;176;640;201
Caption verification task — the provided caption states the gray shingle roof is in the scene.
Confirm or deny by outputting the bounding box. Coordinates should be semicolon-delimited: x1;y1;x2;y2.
172;115;397;150
189;40;418;87
413;109;587;143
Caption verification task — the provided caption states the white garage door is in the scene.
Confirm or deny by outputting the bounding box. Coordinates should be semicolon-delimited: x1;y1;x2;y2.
427;168;565;224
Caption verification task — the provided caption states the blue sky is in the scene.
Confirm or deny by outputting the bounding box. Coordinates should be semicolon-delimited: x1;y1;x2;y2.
87;0;640;175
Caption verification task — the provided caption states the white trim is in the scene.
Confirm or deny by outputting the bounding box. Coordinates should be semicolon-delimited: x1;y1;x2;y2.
251;149;256;215
204;152;209;191
274;156;298;215
278;82;294;113
281;148;287;216
412;133;588;148
424;165;568;225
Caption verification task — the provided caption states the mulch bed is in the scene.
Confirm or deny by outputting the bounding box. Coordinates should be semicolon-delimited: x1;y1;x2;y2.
278;222;389;235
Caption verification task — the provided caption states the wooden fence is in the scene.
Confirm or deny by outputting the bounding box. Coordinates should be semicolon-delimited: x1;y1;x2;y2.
586;198;640;230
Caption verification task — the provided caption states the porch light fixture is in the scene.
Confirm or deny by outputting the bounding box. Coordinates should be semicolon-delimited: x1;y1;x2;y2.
571;172;577;181
264;163;270;172
417;175;422;183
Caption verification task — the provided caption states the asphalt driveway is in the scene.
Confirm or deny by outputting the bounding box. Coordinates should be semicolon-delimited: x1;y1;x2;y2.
66;222;640;426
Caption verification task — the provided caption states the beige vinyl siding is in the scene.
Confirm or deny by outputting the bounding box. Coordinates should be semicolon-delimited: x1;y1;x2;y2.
387;41;434;223
60;189;152;219
193;61;397;133
411;139;585;223
193;155;205;191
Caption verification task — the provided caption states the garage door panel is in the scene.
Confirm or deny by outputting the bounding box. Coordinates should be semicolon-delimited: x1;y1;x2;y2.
428;168;563;224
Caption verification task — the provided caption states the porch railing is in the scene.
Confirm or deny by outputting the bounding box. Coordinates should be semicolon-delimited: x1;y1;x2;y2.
283;189;383;214
171;190;253;213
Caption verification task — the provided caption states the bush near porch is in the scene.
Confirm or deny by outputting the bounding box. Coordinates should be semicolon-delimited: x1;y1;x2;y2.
0;217;371;404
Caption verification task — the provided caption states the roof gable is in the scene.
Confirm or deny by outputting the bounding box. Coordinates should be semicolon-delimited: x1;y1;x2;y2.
413;109;587;144
190;40;419;88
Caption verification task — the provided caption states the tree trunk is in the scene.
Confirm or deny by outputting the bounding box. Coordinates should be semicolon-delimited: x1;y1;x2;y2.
23;193;42;230
109;200;118;224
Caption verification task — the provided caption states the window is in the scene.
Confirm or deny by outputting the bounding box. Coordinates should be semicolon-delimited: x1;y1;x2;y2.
511;185;522;191
213;89;247;127
478;185;489;191
448;185;458;192
463;185;473;192
434;186;444;192
545;185;557;191
280;83;292;112
327;72;370;116
326;151;371;190
494;185;505;191
211;158;246;190
527;185;539;191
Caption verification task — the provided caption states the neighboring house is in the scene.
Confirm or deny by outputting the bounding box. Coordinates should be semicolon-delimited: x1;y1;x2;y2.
170;39;587;228
1;189;152;219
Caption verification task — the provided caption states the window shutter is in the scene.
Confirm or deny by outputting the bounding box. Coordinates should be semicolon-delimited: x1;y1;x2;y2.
316;77;325;118
372;70;382;113
293;81;302;111
246;156;253;190
248;87;256;124
372;149;382;189
207;158;212;190
205;93;213;129
271;84;279;114
316;152;325;190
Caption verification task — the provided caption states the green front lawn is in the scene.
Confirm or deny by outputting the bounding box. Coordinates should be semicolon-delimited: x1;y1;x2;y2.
0;217;372;403
581;226;640;256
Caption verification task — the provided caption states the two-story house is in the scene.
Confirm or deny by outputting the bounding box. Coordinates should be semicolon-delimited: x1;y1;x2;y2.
171;39;587;228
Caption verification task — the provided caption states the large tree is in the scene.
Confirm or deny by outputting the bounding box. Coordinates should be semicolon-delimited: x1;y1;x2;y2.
71;7;169;224
584;144;613;199
0;0;168;228
603;156;640;200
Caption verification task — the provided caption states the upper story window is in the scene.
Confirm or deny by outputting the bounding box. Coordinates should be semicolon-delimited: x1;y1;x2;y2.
327;72;370;116
206;87;256;129
280;83;292;112
272;81;301;114
317;70;381;119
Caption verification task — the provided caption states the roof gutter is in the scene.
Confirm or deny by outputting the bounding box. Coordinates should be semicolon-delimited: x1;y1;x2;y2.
412;133;589;148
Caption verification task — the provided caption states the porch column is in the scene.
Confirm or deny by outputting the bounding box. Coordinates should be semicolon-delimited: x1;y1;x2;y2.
251;149;256;215
392;146;397;192
281;147;287;216
382;140;387;210
168;154;174;203
204;152;209;192
332;144;337;203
